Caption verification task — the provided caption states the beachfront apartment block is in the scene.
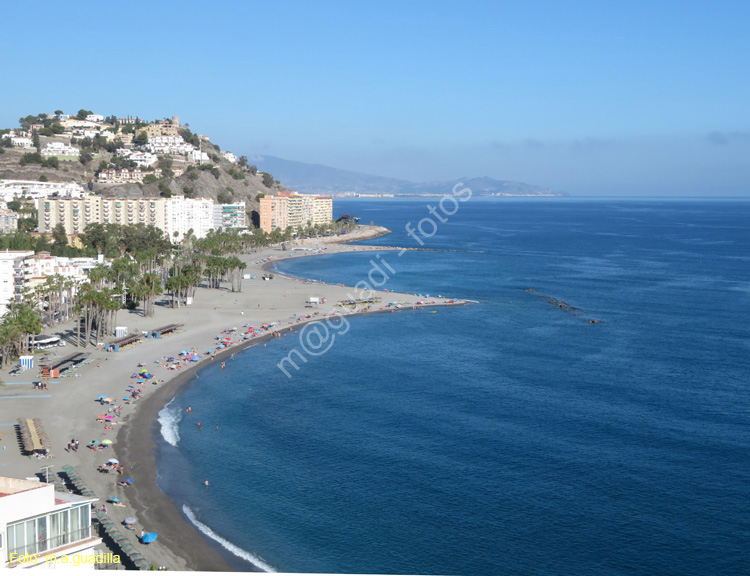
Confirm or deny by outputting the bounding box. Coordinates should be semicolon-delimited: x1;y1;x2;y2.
0;476;101;569
0;250;35;316
38;196;216;241
213;201;247;230
19;252;100;293
258;192;333;233
166;196;214;240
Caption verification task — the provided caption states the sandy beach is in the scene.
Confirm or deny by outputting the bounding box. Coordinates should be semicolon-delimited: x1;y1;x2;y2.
0;226;466;571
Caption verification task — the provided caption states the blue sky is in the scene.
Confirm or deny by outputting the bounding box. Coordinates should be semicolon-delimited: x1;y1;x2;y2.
2;0;749;195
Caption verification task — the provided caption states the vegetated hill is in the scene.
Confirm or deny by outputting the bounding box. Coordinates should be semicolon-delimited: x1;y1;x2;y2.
0;137;291;220
0;146;92;183
401;177;566;197
252;154;566;196
252;154;410;194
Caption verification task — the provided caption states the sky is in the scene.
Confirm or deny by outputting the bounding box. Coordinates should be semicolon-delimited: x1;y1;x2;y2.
2;0;749;196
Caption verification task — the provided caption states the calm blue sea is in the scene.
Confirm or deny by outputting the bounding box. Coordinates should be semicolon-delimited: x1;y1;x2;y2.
155;198;750;575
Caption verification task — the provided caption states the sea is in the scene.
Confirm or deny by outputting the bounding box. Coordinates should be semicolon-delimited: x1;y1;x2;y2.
154;197;750;575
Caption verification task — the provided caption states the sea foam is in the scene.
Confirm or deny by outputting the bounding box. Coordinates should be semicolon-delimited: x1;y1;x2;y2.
157;398;182;447
182;505;276;572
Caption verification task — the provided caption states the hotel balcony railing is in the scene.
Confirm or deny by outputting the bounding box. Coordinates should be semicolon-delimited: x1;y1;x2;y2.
7;525;93;559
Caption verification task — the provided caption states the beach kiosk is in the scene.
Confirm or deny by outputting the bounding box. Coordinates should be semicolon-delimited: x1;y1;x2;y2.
20;355;34;370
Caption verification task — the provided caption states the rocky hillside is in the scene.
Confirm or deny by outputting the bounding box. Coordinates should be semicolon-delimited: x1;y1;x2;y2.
0;133;292;219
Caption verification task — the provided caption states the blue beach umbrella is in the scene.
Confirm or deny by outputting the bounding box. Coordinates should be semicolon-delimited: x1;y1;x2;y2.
97;394;107;399
142;532;158;544
124;478;133;483
109;496;121;503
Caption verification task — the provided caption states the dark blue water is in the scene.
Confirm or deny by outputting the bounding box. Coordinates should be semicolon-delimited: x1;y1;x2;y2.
156;198;750;575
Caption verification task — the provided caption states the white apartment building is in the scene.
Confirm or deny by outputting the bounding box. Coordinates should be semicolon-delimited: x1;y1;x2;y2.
85;114;104;122
115;149;157;167
0;251;35;315
145;136;194;155
21;252;101;293
213;201;247;230
166;196;214;240
0;180;87;203
189;150;210;164
0;476;101;569
0;210;19;234
221;151;238;163
41;142;80;157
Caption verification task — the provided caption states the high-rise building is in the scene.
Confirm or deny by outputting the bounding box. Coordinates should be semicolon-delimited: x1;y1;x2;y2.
213;202;247;230
38;196;216;241
258;192;333;233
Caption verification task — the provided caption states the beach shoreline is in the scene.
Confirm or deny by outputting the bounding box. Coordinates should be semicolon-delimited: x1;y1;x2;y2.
0;225;468;572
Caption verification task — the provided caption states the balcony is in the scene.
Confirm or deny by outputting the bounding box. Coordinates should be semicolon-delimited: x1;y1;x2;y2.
7;525;94;562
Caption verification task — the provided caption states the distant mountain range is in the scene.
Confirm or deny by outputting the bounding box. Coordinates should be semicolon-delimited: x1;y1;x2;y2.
251;155;566;197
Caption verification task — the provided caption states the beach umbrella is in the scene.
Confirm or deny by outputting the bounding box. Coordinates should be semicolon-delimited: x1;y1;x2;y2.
97;414;106;418
90;440;100;444
105;415;115;420
125;477;134;483
101;439;113;444
97;394;107;399
108;458;119;464
124;517;137;525
109;496;121;503
142;532;158;544
191;356;200;361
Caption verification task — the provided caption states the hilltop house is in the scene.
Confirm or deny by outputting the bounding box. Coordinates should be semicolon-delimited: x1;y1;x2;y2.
41;142;80;158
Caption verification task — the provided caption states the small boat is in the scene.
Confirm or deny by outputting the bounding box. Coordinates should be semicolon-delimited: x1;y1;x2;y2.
429;311;437;314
